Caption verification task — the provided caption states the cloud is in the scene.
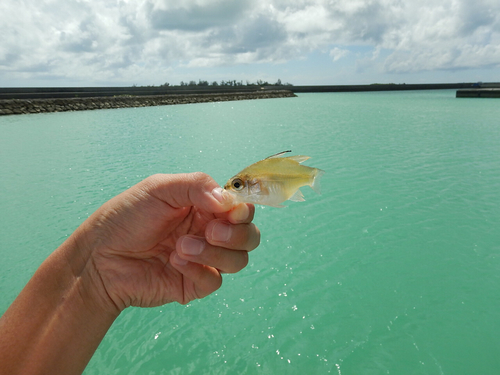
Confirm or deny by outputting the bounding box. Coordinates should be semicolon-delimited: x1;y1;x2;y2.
1;0;499;85
148;0;252;31
380;0;500;73
330;47;350;62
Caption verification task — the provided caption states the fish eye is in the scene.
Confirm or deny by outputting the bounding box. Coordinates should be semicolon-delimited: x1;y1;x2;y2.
232;178;245;191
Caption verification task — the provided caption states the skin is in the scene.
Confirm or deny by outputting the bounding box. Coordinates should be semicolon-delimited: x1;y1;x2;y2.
0;172;260;375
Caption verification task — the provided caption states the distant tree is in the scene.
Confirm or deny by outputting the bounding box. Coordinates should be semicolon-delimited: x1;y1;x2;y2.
170;79;292;87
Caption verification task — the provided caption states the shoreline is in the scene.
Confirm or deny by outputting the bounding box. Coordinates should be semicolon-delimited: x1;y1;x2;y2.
0;90;296;116
2;82;499;115
1;82;494;101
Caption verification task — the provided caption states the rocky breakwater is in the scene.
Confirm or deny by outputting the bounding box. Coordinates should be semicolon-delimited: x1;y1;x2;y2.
0;90;296;116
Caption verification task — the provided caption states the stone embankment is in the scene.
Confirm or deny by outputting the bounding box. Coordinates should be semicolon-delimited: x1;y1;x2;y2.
0;90;296;116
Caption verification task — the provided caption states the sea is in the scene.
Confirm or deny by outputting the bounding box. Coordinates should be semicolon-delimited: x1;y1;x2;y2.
1;90;499;374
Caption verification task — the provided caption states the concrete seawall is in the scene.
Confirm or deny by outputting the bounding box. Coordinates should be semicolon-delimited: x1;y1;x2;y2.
0;82;490;101
2;82;499;115
290;83;479;93
0;90;296;116
456;88;500;98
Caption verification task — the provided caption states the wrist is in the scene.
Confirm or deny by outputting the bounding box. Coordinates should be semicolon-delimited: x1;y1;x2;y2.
67;224;124;317
0;228;120;375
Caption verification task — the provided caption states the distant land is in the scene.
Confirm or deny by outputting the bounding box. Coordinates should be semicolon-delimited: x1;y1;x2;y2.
1;82;500;100
2;82;499;116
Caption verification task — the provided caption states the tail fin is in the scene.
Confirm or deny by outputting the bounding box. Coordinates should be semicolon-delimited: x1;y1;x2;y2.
310;168;325;194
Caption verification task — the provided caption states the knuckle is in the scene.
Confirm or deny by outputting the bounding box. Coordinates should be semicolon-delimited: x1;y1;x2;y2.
190;171;211;183
140;173;162;190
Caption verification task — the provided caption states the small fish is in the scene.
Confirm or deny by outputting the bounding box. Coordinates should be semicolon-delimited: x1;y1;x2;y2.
223;150;324;207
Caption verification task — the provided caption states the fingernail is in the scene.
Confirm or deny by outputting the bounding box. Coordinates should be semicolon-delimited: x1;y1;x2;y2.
211;222;232;243
172;252;188;266
180;237;205;255
212;187;235;207
211;187;226;204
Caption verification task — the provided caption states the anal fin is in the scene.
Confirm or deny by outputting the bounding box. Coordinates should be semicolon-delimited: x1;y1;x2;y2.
289;189;305;202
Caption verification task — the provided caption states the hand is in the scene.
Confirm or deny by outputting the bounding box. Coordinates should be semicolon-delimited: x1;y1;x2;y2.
0;172;259;374
76;172;260;311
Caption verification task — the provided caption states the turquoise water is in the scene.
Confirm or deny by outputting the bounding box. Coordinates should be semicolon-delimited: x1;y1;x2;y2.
1;91;500;374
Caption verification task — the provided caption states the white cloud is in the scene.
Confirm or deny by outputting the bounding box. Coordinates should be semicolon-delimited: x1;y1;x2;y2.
0;0;499;85
330;47;350;62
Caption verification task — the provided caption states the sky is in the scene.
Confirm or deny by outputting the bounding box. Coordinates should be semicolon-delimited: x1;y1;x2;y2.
1;0;499;87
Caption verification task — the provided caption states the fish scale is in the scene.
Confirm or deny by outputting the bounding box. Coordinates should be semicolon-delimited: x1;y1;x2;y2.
223;151;324;207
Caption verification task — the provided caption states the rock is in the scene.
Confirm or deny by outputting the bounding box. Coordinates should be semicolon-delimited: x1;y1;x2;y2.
0;91;297;116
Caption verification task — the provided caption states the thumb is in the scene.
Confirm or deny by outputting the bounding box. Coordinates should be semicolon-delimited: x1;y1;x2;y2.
144;172;234;213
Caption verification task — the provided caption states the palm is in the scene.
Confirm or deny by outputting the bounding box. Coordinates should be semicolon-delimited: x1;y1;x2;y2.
91;192;219;308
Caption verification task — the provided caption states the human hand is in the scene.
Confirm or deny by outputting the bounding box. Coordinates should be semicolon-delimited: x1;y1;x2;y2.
75;172;260;311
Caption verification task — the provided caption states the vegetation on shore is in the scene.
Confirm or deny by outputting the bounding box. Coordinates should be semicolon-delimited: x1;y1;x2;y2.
133;79;293;88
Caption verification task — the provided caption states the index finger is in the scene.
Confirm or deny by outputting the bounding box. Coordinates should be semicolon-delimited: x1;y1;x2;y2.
144;173;233;213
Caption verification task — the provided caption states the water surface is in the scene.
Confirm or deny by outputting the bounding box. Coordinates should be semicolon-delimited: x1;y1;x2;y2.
1;91;499;374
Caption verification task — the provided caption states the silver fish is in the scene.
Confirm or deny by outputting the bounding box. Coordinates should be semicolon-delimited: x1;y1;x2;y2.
223;150;324;207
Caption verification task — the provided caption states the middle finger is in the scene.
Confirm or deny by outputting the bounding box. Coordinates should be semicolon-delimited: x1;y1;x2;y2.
205;220;260;251
176;235;249;274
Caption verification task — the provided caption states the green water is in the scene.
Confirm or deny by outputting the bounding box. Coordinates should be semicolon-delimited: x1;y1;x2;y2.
1;91;500;374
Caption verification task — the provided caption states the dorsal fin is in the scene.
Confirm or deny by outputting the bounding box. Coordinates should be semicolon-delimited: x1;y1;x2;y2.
288;155;310;164
265;150;292;159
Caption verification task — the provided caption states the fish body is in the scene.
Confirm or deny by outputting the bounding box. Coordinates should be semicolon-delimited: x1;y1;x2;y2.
223;151;324;207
